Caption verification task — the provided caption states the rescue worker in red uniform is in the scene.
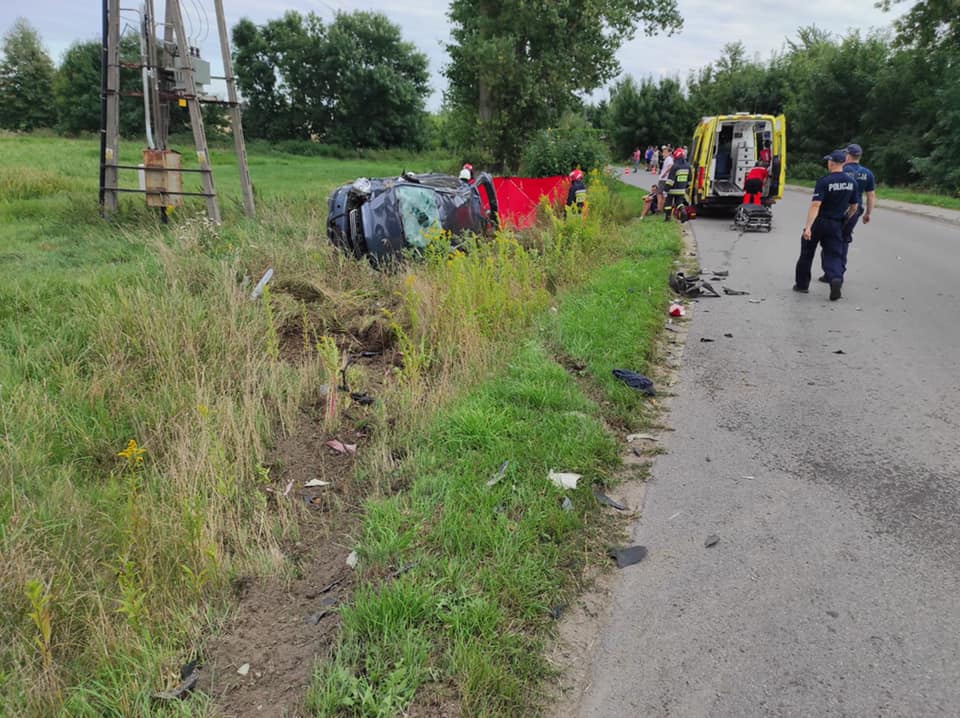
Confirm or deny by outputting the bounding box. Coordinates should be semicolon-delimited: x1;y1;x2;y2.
743;162;770;205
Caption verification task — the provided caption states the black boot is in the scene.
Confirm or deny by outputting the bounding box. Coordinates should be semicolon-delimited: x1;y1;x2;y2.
663;209;671;222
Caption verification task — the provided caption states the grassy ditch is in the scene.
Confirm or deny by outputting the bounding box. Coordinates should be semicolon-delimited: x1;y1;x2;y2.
307;220;680;716
787;177;960;211
0;131;678;717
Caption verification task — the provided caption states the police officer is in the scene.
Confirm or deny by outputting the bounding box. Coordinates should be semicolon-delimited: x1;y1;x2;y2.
794;150;859;300
566;169;587;213
840;143;876;268
663;148;691;222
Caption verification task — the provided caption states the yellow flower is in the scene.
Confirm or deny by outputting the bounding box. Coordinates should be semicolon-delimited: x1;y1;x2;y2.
117;439;146;467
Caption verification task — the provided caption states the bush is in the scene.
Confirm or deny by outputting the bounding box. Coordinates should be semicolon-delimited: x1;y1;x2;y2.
519;114;609;178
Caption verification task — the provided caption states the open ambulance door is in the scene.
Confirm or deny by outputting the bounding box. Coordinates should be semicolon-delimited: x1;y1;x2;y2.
769;114;787;201
691;117;718;208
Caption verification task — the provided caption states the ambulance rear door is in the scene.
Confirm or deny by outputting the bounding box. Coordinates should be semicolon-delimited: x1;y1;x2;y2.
769;114;787;201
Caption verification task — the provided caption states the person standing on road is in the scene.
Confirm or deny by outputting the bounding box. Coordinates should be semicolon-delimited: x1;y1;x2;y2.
794;150;859;300
839;143;876;270
663;148;691;222
633;147;642;174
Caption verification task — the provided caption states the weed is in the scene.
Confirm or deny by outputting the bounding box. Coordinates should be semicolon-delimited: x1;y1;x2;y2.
316;335;342;430
23;578;54;671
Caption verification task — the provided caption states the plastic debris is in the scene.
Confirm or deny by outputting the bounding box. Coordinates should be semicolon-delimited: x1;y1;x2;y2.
608;545;648;568
250;268;274;300
388;561;420;579
487;460;509;487
748;299;762;304
626;433;658;442
593;488;627;511
326;439;357;455
152;662;200;702
350;392;375;406
304;479;331;488
670;272;720;298
305;596;339;625
704;534;720;548
669;303;686;317
237;663;250;676
282;480;294;497
722;287;750;296
612;369;656;396
833;349;846;355
549;470;581;490
724;333;733;338
549;604;566;620
345;550;359;569
700;337;715;343
561;497;574;512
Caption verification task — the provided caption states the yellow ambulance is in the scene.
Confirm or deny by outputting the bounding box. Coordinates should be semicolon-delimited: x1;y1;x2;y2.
689;113;786;211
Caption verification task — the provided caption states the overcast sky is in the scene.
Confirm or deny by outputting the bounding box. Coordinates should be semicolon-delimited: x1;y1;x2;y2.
2;0;904;111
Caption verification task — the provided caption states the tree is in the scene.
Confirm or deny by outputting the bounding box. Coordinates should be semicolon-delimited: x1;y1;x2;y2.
232;10;429;147
54;39;146;136
444;0;683;170
0;18;58;130
605;75;692;159
324;12;429;149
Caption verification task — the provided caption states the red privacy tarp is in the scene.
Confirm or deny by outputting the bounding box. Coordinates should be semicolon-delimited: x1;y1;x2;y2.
491;176;569;230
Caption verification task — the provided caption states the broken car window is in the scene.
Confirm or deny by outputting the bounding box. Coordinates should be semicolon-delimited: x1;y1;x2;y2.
396;185;441;248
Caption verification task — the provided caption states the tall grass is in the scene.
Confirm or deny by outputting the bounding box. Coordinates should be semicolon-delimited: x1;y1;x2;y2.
0;133;652;715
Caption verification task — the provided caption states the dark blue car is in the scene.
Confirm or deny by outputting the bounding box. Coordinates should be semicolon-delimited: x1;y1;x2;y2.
327;172;499;261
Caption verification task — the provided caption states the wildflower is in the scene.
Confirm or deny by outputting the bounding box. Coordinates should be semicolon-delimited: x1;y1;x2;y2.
117;439;146;468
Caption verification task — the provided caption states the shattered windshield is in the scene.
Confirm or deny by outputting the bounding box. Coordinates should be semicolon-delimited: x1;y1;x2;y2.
396;185;440;248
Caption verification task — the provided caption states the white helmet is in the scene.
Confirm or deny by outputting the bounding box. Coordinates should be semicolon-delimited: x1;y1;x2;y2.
459;168;471;181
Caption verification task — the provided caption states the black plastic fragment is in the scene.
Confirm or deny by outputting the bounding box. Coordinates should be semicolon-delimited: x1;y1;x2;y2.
608;545;648;568
612;369;655;396
593;487;627;511
152;663;200;702
704;534;720;548
722;287;750;296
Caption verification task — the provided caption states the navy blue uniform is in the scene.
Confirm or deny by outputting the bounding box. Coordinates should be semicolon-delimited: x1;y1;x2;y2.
841;161;876;268
795;172;857;289
567;180;587;211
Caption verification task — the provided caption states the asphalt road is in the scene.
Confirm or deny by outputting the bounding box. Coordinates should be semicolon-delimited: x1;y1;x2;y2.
579;173;960;717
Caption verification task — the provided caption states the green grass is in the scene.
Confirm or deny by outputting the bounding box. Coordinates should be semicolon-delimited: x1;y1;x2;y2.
307;213;679;716
547;221;682;426
0;132;677;716
788;177;960;211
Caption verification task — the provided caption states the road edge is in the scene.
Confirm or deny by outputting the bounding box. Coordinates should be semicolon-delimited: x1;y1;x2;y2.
785;184;960;227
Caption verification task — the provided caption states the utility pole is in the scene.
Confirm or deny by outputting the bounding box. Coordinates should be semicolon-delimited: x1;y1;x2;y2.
214;0;255;219
100;0;120;214
167;0;220;223
99;0;255;222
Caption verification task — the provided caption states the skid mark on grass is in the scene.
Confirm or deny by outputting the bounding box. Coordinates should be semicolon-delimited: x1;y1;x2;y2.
200;350;397;718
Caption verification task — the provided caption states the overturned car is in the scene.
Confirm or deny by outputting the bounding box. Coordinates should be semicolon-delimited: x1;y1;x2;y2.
327;172;499;261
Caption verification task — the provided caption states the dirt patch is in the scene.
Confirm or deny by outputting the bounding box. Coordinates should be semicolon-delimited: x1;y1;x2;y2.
199;350;398;717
